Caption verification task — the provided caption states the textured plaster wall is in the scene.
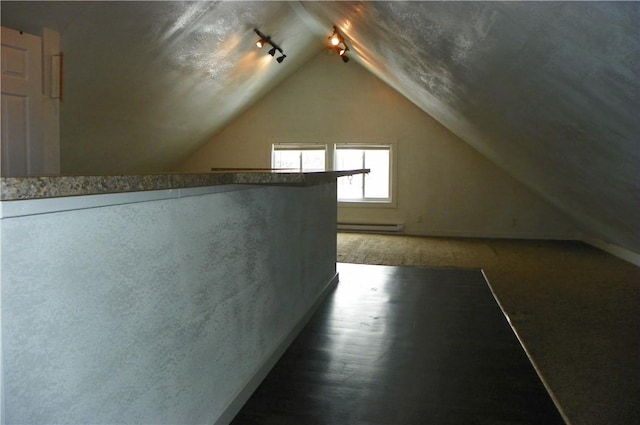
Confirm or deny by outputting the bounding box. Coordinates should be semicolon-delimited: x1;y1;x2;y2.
0;183;337;423
180;53;578;240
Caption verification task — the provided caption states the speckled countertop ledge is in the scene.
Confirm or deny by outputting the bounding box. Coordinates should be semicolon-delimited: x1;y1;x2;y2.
0;170;368;201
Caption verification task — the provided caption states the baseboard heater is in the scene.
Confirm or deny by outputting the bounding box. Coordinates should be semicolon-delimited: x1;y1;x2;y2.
337;222;405;233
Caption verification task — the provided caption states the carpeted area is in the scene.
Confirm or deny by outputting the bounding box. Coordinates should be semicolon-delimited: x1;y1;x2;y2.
337;233;640;425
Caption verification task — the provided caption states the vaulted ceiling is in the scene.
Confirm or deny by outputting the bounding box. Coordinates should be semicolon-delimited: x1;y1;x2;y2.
2;1;639;253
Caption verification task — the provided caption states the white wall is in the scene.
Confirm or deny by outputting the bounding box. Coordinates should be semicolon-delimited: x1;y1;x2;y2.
1;183;337;424
180;53;578;240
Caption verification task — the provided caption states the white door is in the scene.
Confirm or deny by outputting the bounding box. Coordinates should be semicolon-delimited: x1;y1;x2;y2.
1;26;44;176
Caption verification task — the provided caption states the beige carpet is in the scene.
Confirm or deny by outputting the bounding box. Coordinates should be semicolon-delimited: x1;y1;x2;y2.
337;233;640;425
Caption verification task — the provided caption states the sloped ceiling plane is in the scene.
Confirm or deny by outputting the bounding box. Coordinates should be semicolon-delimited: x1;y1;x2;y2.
2;1;639;254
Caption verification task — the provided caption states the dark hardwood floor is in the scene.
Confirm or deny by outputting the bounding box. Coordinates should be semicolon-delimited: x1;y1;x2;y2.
231;263;565;425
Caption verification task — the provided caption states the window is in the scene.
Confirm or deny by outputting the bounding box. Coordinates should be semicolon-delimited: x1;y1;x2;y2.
272;144;326;171
271;142;394;205
335;144;392;203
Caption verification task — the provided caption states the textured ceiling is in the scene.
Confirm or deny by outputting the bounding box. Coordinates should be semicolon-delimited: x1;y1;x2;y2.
303;1;640;253
2;1;639;252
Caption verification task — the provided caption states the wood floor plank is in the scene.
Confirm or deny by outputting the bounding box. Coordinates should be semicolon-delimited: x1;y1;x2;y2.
231;263;565;424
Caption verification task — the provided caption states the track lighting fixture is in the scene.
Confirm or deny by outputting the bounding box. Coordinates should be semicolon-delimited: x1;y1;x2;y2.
254;28;286;64
328;26;350;63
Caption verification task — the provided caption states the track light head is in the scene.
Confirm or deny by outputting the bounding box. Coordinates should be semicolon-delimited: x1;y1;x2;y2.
276;54;286;63
254;29;271;49
342;55;349;63
329;26;342;46
268;46;277;56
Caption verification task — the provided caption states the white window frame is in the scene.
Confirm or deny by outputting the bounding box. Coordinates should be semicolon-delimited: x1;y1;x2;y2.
334;143;395;207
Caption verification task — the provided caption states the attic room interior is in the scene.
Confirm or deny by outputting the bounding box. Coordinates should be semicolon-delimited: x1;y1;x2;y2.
0;1;638;424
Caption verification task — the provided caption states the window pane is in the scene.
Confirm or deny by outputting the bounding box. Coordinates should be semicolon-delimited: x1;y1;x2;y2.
335;149;363;170
336;149;364;200
273;150;300;169
338;173;363;200
301;150;325;171
364;150;390;198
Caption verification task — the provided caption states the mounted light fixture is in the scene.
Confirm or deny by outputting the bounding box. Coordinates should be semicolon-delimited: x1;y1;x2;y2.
329;27;342;46
328;26;350;63
254;28;286;64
